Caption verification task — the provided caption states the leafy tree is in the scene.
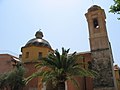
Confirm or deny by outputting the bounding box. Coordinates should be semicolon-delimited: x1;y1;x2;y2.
0;73;8;90
0;64;25;90
109;0;120;19
26;48;97;90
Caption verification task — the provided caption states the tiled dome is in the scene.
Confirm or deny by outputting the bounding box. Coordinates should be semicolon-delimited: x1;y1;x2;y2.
25;30;51;48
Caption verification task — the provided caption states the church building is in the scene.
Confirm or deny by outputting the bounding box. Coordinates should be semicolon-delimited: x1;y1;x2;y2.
20;5;117;90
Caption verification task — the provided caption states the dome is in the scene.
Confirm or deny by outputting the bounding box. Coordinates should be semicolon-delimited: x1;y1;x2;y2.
25;38;51;48
88;5;101;12
24;30;51;48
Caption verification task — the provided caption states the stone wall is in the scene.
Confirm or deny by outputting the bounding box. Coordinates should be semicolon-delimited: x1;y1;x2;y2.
91;49;115;90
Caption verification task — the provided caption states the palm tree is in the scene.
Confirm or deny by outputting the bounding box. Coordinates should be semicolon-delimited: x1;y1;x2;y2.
26;48;97;90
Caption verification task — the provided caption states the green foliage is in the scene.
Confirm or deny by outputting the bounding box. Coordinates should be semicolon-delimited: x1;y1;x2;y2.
26;48;97;90
0;73;8;90
110;0;120;19
0;65;25;90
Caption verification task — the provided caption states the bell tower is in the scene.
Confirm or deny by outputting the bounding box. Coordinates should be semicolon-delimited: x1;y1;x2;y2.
85;5;109;51
85;5;117;90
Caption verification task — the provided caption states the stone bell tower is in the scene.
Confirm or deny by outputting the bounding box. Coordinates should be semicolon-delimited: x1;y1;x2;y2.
85;5;117;90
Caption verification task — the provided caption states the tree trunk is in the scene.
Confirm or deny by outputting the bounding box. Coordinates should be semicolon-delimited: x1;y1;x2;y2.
46;80;57;90
57;82;65;90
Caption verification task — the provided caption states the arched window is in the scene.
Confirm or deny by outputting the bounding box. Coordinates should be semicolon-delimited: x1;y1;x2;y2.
26;52;29;58
38;52;42;60
93;18;99;29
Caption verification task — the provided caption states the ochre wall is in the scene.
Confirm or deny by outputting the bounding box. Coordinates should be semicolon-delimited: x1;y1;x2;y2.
22;46;53;62
22;45;53;90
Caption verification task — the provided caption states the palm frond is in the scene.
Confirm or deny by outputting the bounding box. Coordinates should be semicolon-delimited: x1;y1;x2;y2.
25;71;44;84
54;49;62;69
67;76;80;89
26;48;97;89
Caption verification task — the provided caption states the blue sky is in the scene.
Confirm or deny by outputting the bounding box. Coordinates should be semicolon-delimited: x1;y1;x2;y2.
0;0;120;65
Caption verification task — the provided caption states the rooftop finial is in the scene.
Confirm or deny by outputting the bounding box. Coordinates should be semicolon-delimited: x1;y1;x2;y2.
39;29;41;31
35;29;43;39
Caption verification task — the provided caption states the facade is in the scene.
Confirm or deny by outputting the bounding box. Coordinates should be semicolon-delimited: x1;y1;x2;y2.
0;54;19;74
21;31;53;90
67;52;93;90
20;5;116;90
114;65;120;90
